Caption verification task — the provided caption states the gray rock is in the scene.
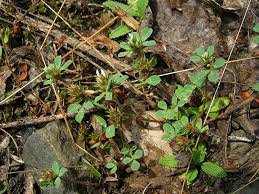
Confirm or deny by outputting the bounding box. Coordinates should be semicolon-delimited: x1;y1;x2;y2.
22;121;82;194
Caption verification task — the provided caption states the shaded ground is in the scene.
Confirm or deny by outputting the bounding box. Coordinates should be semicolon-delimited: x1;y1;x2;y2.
0;0;259;193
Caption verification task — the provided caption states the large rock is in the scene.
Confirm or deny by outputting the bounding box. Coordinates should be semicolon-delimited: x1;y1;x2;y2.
22;121;82;194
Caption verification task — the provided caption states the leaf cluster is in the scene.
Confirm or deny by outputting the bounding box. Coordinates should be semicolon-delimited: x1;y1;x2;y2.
44;55;73;85
39;162;68;190
121;145;143;171
118;27;156;57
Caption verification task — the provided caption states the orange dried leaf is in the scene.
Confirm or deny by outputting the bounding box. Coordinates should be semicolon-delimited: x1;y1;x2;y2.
241;91;251;100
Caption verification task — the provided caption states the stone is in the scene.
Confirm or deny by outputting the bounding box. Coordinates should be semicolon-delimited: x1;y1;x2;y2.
22;121;82;194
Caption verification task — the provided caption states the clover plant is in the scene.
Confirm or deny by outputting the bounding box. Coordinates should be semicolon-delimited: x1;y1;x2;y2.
121;145;143;171
39;162;68;189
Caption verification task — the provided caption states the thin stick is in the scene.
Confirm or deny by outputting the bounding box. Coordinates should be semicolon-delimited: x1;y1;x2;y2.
0;128;19;153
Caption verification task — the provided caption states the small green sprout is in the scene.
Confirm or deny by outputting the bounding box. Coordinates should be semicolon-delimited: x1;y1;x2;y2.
39;162;68;190
94;115;116;138
105;162;118;174
252;82;259;92
44;55;73;85
118;27;156;57
121;145;143;172
190;46;225;85
67;101;95;123
95;70;128;102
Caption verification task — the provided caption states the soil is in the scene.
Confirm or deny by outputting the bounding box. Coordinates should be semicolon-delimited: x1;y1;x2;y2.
0;0;258;194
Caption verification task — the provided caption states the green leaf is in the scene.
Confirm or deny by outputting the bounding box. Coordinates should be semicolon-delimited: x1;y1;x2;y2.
159;154;178;168
201;162;227;178
200;97;230;115
192;144;206;164
208;70;218;82
131;160;140;171
0;46;2;64
0;180;8;194
190;70;209;88
111;166;117;174
3;28;10;44
105;92;113;101
105;125;116;138
75;108;85;123
118;51;131;57
82;101;94;110
213;58;225;69
109;25;133;39
252;83;259;91
60;59;73;71
162;133;174;141
158;100;167;110
94;115;107;128
120;42;131;50
195;47;205;56
95;93;105;102
190;55;201;62
195;118;203;130
200;125;209;133
121;145;131;156
123;157;133;165
144;75;161;86
253;23;259;33
255;36;259;43
54;55;62;67
140;27;153;41
207;46;214;57
142;40;156;47
39;180;50;190
163;123;174;133
172;120;182;133
136;0;148;17
105;162;116;169
82;158;102;178
52;162;61;175
44;79;53;85
111;74;128;85
67;103;81;113
186;169;198;184
180;116;189;126
58;167;68;177
133;150;143;159
103;1;138;16
54;177;61;188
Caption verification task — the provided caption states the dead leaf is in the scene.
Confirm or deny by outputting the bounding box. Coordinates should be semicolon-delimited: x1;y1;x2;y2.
114;8;140;31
